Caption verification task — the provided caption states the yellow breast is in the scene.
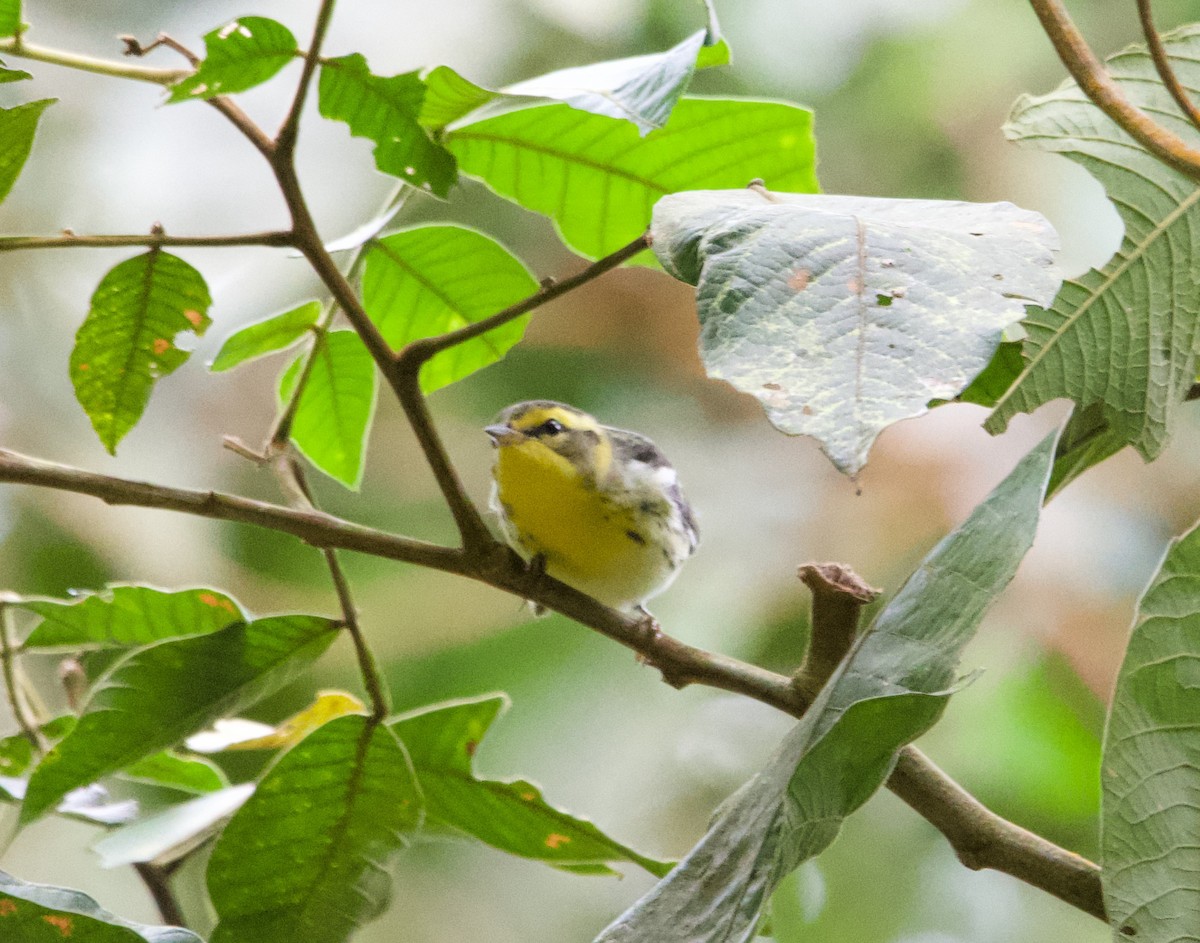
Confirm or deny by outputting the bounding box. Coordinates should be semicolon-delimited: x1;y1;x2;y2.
491;440;675;609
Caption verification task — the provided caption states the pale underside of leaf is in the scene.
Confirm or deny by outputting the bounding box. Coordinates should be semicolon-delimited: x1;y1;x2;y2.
652;189;1061;474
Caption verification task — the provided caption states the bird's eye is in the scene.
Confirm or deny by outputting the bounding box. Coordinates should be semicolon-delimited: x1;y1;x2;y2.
534;418;564;436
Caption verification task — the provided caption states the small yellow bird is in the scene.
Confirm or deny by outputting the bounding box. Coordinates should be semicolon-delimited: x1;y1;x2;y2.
486;400;699;612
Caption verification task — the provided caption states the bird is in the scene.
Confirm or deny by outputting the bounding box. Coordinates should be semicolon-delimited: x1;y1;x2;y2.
485;400;699;612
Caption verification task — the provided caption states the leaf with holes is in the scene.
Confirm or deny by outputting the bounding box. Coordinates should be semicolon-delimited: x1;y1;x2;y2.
167;16;297;103
279;330;377;488
1101;519;1200;941
987;25;1200;462
20;615;338;824
362;226;538;393
318;53;456;197
596;431;1056;942
447;97;817;262
393;695;671;877
21;585;243;650
69;250;212;453
210;300;320;372
651;189;1060;475
208;716;422;943
0;870;203;942
0;98;52;204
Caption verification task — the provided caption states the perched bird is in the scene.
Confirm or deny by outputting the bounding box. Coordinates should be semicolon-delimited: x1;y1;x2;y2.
486;400;699;612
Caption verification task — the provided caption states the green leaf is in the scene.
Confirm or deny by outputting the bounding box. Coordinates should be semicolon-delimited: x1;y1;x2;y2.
209;300;320;372
418;66;495;130
392;694;671;877
597;431;1057;942
167;16;297;103
362;226;538;393
1101;518;1200;940
0;870;203;942
0;58;31;83
69;250;213;454
279;330;377;488
318;53;457;197
21;585;243;650
0;1;19;38
954;340;1023;407
92;784;254;870
21;614;338;824
120;751;228;794
0;99;52;204
986;25;1200;462
447;97;818;261
208;716;422;943
1046;403;1127;500
651;189;1061;475
0;718;73;779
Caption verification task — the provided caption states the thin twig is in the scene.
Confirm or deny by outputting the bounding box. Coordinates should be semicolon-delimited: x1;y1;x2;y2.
0;446;1105;919
0;603;45;753
276;0;337;155
0;231;295;252
271;453;391;720
1136;0;1200;134
133;862;185;926
0;37;188;84
1029;0;1200;182
791;563;879;699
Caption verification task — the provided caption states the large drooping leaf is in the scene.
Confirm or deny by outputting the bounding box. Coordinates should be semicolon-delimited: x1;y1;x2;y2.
279;329;377;488
596;430;1056;942
447;97;818;261
1101;519;1200;941
20;615;338;823
209;300;320;372
0;870;202;942
422;17;726;134
0;99;52;204
361;226;538;393
69;250;213;453
167;16;297;103
20;585;243;650
651;189;1061;475
392;695;671;877
207;716;422;943
986;26;1200;462
318;53;456;197
0;1;20;38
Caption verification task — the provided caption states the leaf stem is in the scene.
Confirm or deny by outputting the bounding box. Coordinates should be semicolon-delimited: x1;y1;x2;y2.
0;231;295;252
0;602;44;753
1028;0;1200;182
0;36;188;84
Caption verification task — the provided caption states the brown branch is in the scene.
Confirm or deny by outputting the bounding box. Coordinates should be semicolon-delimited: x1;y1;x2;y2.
1136;0;1200;134
0;602;45;753
276;0;336;156
1029;0;1200;182
0;446;1104;918
133;862;185;927
792;563;879;699
0;231;294;252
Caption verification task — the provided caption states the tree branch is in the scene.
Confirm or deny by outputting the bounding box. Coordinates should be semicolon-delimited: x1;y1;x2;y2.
0;602;45;753
276;0;337;156
0;446;1104;919
1135;0;1200;134
791;563;878;699
132;862;185;927
0;231;294;252
1028;0;1200;182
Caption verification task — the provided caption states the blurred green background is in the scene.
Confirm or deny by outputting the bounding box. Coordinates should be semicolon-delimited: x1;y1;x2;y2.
3;0;1200;940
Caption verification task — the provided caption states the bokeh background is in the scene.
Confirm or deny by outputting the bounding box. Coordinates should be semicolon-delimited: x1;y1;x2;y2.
2;0;1198;940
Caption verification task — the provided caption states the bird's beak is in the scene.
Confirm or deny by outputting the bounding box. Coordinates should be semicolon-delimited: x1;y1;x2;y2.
485;424;521;447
